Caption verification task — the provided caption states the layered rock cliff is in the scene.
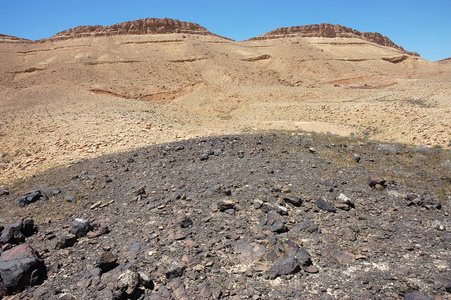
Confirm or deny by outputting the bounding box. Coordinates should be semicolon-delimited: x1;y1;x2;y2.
0;33;31;43
44;18;215;41
249;23;419;56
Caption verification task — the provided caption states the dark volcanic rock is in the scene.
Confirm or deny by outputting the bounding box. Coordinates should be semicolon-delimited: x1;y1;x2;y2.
56;234;78;249
70;218;93;237
268;239;311;279
97;252;118;273
18;190;43;207
294;221;319;233
0;244;47;294
165;261;185;279
0;218;31;245
178;215;193;228
116;269;139;296
316;198;336;212
283;196;303;207
235;239;266;262
367;175;386;189
217;199;235;212
352;153;361;163
266;210;288;233
404;291;433;300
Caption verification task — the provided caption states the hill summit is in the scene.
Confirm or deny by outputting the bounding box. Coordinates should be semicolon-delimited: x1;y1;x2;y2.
250;23;419;56
44;18;215;41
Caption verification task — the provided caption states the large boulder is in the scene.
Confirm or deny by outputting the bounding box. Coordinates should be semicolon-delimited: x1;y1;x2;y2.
0;244;47;295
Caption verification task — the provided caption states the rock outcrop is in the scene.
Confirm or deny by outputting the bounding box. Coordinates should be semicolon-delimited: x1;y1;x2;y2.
249;23;419;56
44;18;215;41
437;57;451;63
0;33;31;43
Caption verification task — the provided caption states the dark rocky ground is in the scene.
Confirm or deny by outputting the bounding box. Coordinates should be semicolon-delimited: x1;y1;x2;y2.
1;131;450;299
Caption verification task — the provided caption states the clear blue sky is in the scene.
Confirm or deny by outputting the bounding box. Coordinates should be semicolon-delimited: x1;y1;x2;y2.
1;0;450;61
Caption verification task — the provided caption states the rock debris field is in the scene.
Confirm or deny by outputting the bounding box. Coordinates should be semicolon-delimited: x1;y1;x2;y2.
0;131;450;299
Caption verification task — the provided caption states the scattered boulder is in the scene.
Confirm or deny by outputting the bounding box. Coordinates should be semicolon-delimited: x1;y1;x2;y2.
70;219;93;237
367;175;386;189
18;190;43;207
335;193;355;210
352;153;361;163
0;244;47;294
97;252;118;273
116;269;139;296
178;215;193;228
316;198;336;212
217;199;235;212
22;218;35;237
234;239;266;262
329;250;356;264
293;221;319;233
0;217;35;245
320;178;338;188
199;153;210;161
283;196;302;207
56;234;78;249
0;189;9;196
165;261;185;279
137;270;154;289
265;210;288;233
32;286;50;299
406;194;441;209
268;239;311;279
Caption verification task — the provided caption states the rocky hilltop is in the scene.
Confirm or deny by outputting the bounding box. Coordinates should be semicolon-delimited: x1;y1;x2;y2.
0;33;30;43
249;23;419;56
44;18;215;41
1;18;419;57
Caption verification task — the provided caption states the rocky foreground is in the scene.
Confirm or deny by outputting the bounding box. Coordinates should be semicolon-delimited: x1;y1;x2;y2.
0;131;450;299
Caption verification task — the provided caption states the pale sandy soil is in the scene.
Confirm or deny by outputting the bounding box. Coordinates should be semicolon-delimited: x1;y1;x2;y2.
1;33;450;184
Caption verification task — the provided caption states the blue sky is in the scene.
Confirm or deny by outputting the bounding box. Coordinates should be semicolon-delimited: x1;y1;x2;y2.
1;0;450;61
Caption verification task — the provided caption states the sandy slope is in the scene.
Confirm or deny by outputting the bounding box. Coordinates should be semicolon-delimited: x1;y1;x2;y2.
0;32;450;184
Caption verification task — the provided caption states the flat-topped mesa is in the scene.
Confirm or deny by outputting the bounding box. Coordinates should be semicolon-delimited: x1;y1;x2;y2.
44;18;215;41
249;23;419;57
0;33;31;43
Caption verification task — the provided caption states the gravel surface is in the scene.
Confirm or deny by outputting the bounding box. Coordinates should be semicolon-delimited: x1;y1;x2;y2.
1;131;450;299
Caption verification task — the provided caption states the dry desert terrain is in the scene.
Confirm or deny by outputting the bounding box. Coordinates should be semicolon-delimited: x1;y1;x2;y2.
1;19;450;184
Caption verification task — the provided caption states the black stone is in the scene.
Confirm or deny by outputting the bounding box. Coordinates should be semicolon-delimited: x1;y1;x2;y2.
0;244;47;294
283;196;302;207
316;198;336;212
18;190;43;207
70;218;93;237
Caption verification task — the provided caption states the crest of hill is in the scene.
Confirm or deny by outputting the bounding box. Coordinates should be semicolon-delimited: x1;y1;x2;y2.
0;33;31;43
43;18;221;41
249;23;419;57
437;57;451;63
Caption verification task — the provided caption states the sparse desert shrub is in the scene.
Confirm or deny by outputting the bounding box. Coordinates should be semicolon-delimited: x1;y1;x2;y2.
408;145;432;155
406;98;433;108
377;144;398;154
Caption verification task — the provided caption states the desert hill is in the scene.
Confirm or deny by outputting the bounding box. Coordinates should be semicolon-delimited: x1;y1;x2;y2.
248;23;419;57
0;18;450;183
0;18;450;299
